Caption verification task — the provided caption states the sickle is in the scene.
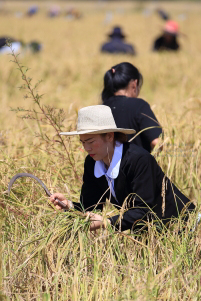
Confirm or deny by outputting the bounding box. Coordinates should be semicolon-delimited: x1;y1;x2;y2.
7;173;67;209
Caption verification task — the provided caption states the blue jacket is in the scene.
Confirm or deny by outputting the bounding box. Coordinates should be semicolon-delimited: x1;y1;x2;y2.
101;37;135;55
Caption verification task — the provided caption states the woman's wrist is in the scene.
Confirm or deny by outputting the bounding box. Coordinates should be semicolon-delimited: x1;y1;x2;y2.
64;200;74;212
67;200;74;209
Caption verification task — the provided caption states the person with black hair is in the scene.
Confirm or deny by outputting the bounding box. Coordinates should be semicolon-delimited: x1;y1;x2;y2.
102;62;162;153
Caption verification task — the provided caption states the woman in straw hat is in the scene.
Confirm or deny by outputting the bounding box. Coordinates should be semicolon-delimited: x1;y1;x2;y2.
50;105;195;232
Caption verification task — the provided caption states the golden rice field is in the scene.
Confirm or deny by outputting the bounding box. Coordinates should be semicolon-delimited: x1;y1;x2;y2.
0;1;201;300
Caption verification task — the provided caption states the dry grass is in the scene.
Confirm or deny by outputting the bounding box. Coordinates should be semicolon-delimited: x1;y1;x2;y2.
0;1;201;300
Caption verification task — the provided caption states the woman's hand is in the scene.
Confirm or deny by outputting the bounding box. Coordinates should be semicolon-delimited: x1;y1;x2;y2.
50;193;72;210
86;212;111;231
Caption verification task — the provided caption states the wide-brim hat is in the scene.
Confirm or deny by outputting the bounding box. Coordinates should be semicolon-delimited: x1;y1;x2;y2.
108;26;126;39
60;105;135;136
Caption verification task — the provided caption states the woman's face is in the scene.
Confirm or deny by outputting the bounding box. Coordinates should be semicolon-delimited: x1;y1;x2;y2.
79;133;114;165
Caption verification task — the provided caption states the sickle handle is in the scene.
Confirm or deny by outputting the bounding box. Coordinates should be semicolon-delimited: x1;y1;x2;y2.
54;198;67;209
8;172;67;209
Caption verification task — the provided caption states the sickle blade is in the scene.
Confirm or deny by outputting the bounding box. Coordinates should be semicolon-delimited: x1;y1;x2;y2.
8;173;52;196
7;173;67;209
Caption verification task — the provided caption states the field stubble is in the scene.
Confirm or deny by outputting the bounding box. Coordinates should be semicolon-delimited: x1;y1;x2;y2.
0;1;201;300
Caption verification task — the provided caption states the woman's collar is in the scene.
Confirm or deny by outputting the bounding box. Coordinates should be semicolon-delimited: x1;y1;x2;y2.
94;143;123;179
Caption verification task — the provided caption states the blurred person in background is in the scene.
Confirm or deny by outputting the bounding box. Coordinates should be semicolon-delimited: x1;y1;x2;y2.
153;20;180;51
101;26;136;55
65;7;82;19
101;62;162;153
48;5;61;18
50;105;195;233
0;37;21;54
0;37;42;54
27;5;39;17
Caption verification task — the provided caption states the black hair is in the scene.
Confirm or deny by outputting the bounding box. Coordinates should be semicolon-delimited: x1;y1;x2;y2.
101;62;143;103
114;132;127;143
101;132;127;144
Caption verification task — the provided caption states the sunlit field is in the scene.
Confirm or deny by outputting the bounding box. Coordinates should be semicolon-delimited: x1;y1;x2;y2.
0;1;201;300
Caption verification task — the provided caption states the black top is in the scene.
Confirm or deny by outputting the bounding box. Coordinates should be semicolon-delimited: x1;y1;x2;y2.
75;143;194;231
153;35;180;51
101;37;135;55
104;95;162;153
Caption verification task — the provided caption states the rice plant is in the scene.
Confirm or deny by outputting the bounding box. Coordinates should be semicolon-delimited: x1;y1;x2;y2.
0;1;201;300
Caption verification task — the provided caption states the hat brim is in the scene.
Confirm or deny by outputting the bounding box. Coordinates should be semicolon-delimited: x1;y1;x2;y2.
108;33;125;38
60;128;135;136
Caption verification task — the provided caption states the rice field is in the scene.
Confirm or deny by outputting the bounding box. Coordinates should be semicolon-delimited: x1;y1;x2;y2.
0;1;201;300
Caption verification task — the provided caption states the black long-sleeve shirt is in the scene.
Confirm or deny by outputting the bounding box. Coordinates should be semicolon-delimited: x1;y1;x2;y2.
104;95;163;153
153;35;180;51
77;143;194;231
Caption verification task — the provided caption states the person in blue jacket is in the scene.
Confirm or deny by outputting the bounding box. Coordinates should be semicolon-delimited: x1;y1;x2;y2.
101;26;136;55
27;5;39;17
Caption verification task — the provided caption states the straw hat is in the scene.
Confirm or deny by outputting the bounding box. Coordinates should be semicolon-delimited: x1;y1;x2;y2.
60;105;135;136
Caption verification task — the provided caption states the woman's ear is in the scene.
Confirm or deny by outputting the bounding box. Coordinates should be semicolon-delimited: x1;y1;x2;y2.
131;79;138;93
127;79;139;98
106;132;114;142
